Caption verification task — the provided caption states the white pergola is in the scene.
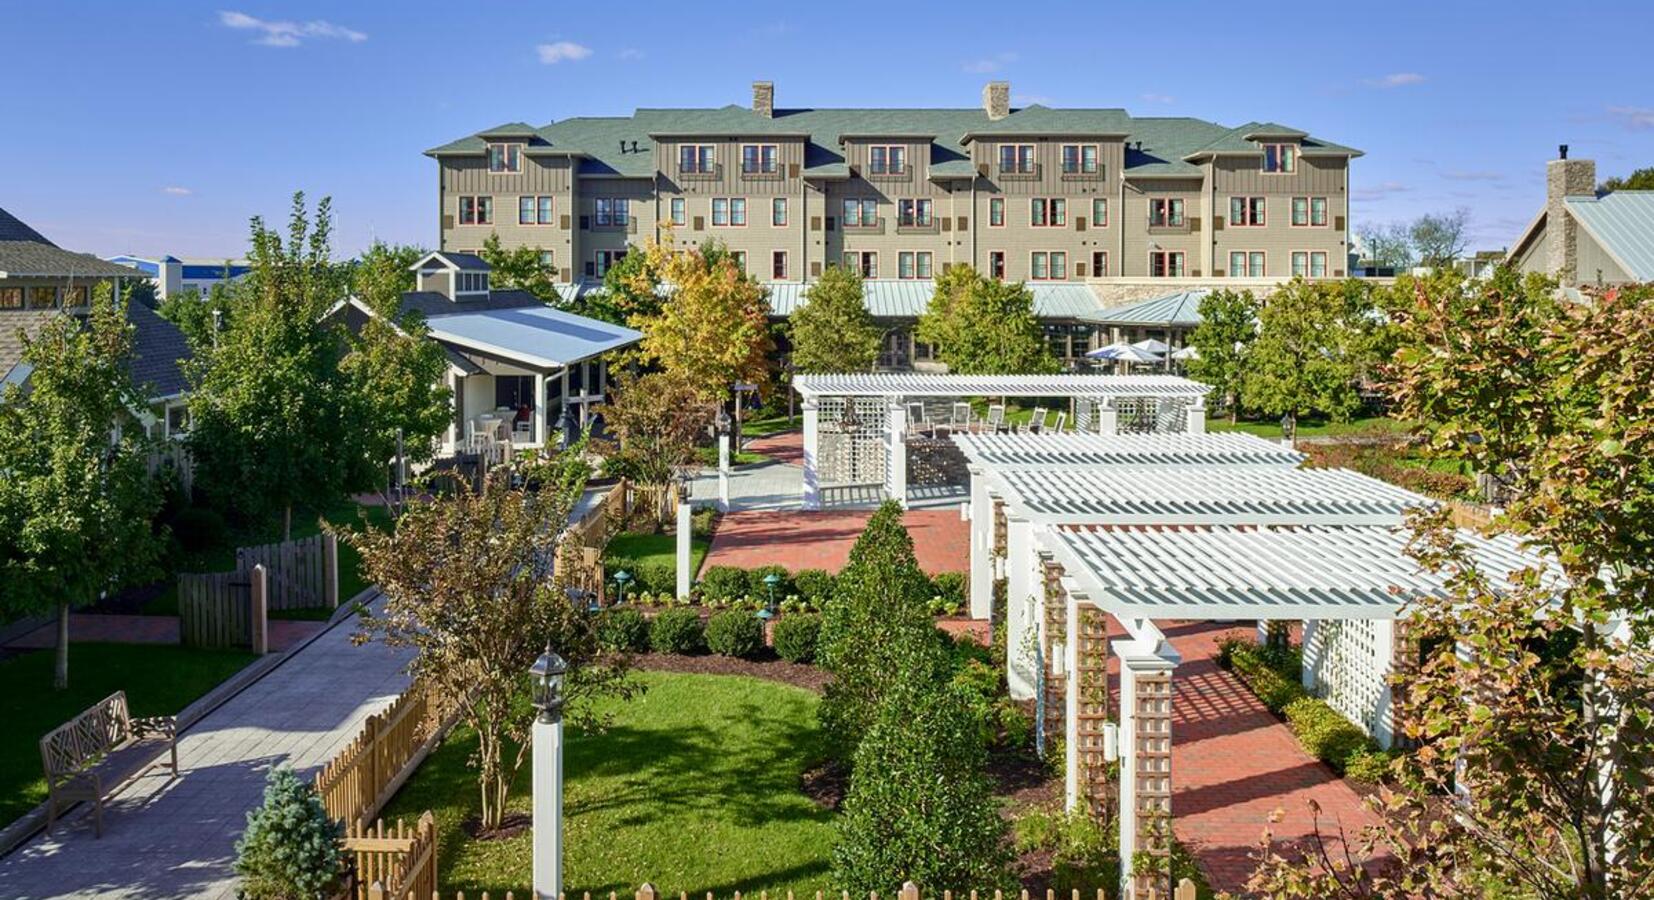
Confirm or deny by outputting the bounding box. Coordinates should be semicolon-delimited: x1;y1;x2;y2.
791;373;1213;509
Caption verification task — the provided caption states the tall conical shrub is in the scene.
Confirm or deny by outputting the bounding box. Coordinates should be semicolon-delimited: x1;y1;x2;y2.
234;767;343;900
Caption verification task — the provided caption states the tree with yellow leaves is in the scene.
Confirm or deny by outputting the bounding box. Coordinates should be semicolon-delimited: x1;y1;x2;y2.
632;239;773;402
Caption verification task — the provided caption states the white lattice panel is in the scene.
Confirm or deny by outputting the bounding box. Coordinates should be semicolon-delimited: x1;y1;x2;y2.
1304;618;1392;741
817;397;886;485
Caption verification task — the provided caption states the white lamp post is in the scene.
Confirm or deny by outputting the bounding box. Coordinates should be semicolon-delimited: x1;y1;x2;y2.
530;644;568;900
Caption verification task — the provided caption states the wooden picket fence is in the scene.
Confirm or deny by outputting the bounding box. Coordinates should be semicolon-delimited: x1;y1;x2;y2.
238;532;338;611
315;682;438;830
344;813;438;900
178;564;268;653
360;880;1200;900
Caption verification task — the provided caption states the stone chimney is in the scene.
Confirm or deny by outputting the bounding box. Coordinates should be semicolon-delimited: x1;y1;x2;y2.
752;81;774;118
1546;144;1595;284
982;81;1010;121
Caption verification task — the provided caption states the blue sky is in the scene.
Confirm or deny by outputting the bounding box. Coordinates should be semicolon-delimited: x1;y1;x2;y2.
4;0;1651;259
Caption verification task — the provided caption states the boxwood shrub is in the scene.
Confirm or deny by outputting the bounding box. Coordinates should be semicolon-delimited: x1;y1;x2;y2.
595;607;650;653
649;608;705;654
705;609;765;659
747;564;793;603
697;566;750;602
772;613;821;663
1284;697;1372;773
929;571;967;616
792;569;836;607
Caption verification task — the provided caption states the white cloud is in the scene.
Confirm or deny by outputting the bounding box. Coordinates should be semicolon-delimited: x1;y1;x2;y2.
162;186;193;196
1607;105;1654;131
963;52;1018;74
1365;72;1426;88
1351;181;1412;202
616;48;645;61
218;11;366;47
1140;92;1176;104
536;41;593;64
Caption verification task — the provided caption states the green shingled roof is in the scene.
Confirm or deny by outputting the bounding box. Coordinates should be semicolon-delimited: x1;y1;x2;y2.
427;104;1359;180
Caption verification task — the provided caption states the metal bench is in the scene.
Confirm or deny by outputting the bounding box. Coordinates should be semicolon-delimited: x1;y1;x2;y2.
39;691;179;837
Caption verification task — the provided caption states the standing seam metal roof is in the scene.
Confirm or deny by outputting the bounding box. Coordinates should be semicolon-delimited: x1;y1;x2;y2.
1564;192;1654;280
765;279;1101;319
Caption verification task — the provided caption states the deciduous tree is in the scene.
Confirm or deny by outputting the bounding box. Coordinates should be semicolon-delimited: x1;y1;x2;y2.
916;265;1055;374
788;264;879;373
1600;166;1654;192
1243;278;1383;430
1187;288;1260;422
350;454;639;833
0;284;165;689
602;370;714;516
479;232;560;304
633;240;773;401
1409;208;1471;267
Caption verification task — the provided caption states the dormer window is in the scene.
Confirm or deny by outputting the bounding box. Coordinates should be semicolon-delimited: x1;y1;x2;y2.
1262;143;1297;173
487;142;521;174
869;145;907;175
455;271;490;295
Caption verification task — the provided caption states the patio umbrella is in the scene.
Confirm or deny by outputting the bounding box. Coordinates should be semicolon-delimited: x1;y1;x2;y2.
1170;346;1200;361
1086;342;1162;364
1132;338;1171;355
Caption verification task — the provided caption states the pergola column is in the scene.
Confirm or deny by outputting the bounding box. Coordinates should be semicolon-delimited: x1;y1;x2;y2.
801;396;820;510
1115;624;1180;900
533;372;548;447
1185;397;1206;434
968;467;994;620
885;398;908;508
1041;558;1068;756
1098;398;1119;435
1067;597;1112;817
1004;515;1041;701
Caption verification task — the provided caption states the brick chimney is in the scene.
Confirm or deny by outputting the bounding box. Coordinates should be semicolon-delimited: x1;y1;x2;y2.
1546;144;1595;284
752;81;774;118
982;81;1010;121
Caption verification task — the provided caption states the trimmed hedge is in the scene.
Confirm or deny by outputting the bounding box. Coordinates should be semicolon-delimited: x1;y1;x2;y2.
1221;637;1392;782
596;607;650;653
773;614;821;663
1284;696;1371;773
697;565;750;602
793;569;836;607
748;565;794;602
928;572;967;617
649;608;705;654
705;609;765;659
603;559;675;597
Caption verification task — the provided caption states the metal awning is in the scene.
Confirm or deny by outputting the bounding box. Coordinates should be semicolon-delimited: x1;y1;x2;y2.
954;432;1303;470
989;466;1433;525
424;305;642;371
793;373;1210;400
1046;523;1562;620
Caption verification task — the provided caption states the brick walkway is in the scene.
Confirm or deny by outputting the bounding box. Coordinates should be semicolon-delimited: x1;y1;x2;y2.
0;599;414;900
1153;620;1382;893
2;614;325;653
745;429;802;465
703;508;968;574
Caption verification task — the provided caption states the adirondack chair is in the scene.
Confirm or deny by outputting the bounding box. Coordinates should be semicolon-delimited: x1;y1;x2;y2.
1050;411;1067;433
905;401;930;436
984;404;1007;433
1023;407;1049;433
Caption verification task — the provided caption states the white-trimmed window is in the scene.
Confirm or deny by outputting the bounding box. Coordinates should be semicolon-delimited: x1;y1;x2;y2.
898;199;934;227
459;196;493;225
1229;251;1266;278
772;197;788;226
842;198;878;227
896;251;933;279
772;250;788;280
679;144;716;174
539;251;555;266
988;251;1006;280
1293;250;1329;278
593;250;627;277
732;251;747;274
1311;196;1328;227
843;251;877;278
1031;251;1068;280
1061;144;1100;174
1149;250;1185;277
869;145;907;175
1031;198;1066;227
1091;251;1108;277
487;142;521;174
989;197;1005;227
670;197;686;226
1262;143;1297;173
1229;196;1266;227
1092;198;1108;227
519;196;554;225
456;271;490;294
1148;198;1184;227
595;198;630;227
711;198;746;226
742;144;779;174
712;198;729;226
998;144;1035;173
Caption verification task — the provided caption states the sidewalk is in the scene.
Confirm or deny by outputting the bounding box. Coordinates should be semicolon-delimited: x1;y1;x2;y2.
0;601;414;900
2;614;325;653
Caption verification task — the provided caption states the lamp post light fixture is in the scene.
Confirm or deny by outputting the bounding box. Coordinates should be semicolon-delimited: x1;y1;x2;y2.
757;571;781;620
529;644;568;900
612;569;633;606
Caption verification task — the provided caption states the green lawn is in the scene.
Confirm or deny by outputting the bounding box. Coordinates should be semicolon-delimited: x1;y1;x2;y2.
0;642;254;824
604;532;710;582
695;445;768;467
143;501;392;617
382;671;835;896
1206;414;1412;440
740;412;797;437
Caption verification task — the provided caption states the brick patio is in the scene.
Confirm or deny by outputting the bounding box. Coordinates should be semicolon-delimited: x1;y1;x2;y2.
744;429;802;465
703;507;968;574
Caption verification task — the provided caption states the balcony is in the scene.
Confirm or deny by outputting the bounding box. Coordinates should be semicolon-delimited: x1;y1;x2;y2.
676;163;723;182
841;217;886;235
996;162;1042;181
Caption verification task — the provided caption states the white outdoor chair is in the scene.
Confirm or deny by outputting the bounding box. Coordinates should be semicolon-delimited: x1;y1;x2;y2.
985;404;1006;434
1023;407;1049;434
905;401;930;437
948;402;972;432
1050;411;1067;434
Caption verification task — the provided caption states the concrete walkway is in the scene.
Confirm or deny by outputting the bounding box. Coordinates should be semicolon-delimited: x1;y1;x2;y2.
2;614;325;653
0;601;414;900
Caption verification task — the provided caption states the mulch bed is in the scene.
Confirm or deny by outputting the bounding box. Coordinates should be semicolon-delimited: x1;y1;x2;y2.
632;652;832;693
463;811;531;841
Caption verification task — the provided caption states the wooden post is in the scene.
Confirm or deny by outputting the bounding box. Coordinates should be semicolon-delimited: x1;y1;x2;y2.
367;881;386;900
900;883;919;900
1173;879;1196;900
323;532;340;609
636;883;658;900
249;564;268;655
